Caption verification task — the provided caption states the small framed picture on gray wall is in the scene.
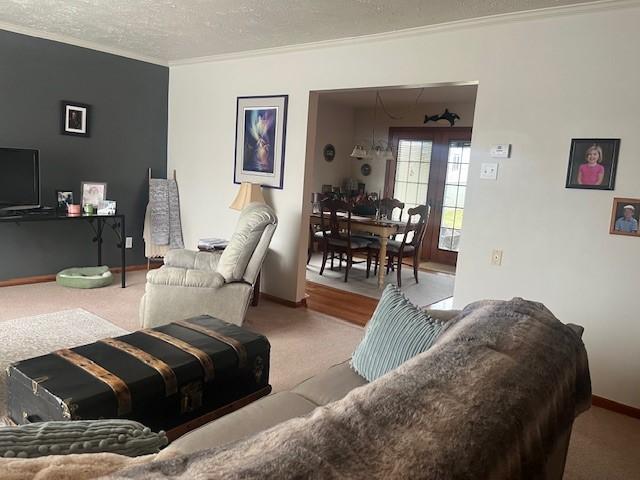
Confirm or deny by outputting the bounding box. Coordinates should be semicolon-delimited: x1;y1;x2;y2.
61;101;91;137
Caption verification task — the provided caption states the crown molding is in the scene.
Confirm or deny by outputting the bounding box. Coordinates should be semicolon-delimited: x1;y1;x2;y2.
169;0;638;67
0;0;636;67
0;21;167;67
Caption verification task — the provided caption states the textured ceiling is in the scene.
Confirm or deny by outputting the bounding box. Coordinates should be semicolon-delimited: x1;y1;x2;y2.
321;85;478;108
0;0;600;63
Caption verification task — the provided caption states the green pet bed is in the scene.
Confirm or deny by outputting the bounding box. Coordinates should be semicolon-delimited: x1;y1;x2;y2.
56;266;114;289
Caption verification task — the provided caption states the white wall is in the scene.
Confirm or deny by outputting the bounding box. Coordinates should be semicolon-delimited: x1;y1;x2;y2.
168;3;640;408
311;98;355;193
350;101;476;192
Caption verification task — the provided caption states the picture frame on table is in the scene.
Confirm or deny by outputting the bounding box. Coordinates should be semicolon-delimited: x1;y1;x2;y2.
61;101;91;137
97;200;117;216
565;138;620;190
234;95;288;189
81;181;107;208
609;197;640;237
55;190;74;211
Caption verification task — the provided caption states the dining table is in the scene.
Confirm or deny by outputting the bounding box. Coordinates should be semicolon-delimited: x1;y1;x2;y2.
309;212;405;288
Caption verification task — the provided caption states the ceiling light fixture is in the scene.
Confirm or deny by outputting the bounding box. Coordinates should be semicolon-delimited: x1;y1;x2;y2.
350;89;423;162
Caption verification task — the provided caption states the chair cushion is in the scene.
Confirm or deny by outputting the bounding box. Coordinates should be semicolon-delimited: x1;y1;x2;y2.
388;240;414;254
327;236;371;249
157;392;316;458
351;234;378;244
369;239;414;254
351;285;449;382
146;267;225;288
164;249;221;271
292;361;367;406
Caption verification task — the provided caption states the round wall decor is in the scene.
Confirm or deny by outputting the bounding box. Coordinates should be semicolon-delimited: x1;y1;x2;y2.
361;163;372;176
323;144;336;162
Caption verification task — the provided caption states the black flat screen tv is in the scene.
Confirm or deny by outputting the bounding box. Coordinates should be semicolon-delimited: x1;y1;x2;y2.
0;148;40;210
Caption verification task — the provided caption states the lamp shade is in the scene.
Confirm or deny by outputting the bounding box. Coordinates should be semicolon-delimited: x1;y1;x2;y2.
229;182;265;210
350;145;368;159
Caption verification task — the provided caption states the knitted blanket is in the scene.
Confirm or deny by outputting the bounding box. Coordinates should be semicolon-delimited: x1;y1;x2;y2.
103;298;590;479
148;178;184;249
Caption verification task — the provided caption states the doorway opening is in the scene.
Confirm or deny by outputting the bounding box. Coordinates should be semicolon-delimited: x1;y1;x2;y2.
303;82;478;317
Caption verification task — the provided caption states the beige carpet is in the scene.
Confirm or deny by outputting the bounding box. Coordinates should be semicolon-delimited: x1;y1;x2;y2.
0;309;127;418
0;271;363;393
1;272;638;478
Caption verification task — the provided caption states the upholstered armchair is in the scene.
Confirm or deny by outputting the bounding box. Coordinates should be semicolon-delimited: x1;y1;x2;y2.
139;203;278;328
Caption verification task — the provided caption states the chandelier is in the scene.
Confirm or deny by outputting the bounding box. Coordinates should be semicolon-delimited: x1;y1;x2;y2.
350;91;393;161
350;89;424;161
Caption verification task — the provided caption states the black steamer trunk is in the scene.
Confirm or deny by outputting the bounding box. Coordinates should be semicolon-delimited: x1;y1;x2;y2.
7;316;270;432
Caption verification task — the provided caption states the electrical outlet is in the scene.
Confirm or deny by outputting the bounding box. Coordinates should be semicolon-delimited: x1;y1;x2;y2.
491;249;503;266
480;162;499;180
125;237;133;249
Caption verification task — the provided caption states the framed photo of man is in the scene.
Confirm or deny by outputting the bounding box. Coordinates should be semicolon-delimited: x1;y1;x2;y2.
565;138;620;190
609;197;640;237
61;101;91;137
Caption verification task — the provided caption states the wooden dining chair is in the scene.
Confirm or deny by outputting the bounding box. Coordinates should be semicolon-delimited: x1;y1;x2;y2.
319;199;373;282
378;198;405;221
366;204;430;287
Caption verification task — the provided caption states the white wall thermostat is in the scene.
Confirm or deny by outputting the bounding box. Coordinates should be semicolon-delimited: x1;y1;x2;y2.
490;144;511;158
480;162;499;180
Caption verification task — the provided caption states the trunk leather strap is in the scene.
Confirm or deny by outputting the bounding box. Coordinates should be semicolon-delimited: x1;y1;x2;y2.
174;320;248;369
141;329;215;382
54;348;132;416
99;338;178;397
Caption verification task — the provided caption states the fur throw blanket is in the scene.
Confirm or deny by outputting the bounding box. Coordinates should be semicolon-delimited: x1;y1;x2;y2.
100;298;590;480
0;453;152;480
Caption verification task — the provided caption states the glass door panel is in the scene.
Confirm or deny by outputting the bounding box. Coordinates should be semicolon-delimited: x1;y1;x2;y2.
438;141;471;253
393;139;433;222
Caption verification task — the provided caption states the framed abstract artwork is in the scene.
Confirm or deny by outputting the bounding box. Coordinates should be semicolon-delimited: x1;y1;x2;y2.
565;138;620;190
234;95;288;189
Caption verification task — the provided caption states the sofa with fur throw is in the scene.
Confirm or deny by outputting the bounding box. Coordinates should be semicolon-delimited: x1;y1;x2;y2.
1;298;590;479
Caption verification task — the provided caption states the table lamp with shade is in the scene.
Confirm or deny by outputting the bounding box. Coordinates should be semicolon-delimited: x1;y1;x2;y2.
230;182;265;210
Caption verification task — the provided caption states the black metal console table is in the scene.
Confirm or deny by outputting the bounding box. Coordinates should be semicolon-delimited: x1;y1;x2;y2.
0;212;127;288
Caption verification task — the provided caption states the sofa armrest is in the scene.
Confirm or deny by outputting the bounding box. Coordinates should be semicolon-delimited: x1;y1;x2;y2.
147;267;225;289
164;249;222;272
423;309;461;323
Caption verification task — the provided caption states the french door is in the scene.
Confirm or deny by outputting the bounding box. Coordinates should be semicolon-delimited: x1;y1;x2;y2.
384;127;472;266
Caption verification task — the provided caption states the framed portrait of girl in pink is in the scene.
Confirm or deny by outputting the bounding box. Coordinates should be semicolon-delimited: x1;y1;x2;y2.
565;138;620;190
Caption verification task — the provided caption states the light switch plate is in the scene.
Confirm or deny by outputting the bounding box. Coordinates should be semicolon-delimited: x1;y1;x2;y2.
480;162;499;180
490;144;511;158
125;237;133;249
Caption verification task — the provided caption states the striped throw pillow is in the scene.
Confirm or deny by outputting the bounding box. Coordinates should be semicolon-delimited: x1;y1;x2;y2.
351;285;448;382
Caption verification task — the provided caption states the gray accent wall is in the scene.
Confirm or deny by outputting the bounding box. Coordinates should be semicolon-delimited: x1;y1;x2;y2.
0;30;168;281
